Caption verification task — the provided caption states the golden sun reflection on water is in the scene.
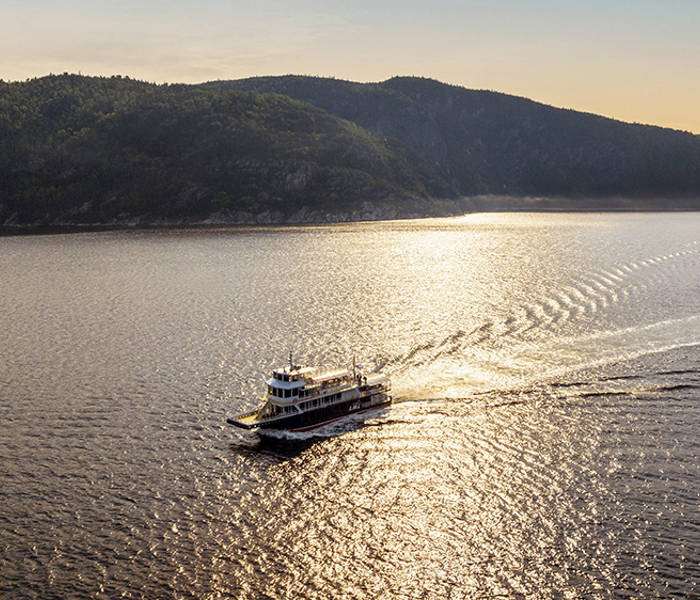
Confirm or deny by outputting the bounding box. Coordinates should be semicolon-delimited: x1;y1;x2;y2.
1;213;698;598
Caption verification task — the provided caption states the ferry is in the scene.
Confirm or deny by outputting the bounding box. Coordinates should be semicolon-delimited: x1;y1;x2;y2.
226;355;392;432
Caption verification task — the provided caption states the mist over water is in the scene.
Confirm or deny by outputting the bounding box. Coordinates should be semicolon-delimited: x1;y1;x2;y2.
1;212;699;598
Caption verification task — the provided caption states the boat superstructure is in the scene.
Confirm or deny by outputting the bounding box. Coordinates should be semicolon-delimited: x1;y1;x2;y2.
227;357;391;432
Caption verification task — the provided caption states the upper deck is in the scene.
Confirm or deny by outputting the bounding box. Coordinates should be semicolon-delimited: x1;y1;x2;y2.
267;365;353;398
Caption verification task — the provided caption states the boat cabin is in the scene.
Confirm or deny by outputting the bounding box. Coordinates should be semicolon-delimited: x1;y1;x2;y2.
264;365;353;406
266;367;307;400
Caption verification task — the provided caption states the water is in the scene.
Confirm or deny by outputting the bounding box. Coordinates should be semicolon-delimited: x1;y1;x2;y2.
1;212;698;599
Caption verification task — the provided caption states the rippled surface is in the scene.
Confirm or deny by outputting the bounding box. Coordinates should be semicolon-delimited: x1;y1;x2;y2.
1;213;699;599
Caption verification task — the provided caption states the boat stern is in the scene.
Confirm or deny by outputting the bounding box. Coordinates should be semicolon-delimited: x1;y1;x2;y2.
226;410;263;430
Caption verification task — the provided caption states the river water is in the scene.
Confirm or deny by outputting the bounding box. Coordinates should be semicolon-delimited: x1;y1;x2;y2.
1;212;699;599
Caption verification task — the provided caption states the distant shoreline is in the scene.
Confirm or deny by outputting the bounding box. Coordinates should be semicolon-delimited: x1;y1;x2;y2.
3;205;699;237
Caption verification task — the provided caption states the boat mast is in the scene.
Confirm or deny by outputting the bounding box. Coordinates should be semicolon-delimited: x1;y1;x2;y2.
289;350;293;371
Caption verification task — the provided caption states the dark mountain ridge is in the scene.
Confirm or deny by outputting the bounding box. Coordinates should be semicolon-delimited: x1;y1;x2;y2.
1;73;698;229
207;75;700;200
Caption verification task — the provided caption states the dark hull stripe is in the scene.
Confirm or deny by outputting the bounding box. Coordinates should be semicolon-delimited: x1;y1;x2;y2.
287;399;392;432
288;415;345;432
231;393;391;432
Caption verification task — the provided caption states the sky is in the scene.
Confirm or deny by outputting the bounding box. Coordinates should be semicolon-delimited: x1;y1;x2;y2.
1;0;699;133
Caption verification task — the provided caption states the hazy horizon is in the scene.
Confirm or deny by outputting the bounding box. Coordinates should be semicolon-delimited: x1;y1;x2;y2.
1;0;698;134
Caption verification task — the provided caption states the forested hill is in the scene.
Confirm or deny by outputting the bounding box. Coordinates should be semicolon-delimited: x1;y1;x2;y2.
207;76;700;202
0;75;452;227
1;74;699;228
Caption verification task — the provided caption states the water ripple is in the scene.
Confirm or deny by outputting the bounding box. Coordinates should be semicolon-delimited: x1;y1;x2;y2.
1;213;699;598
